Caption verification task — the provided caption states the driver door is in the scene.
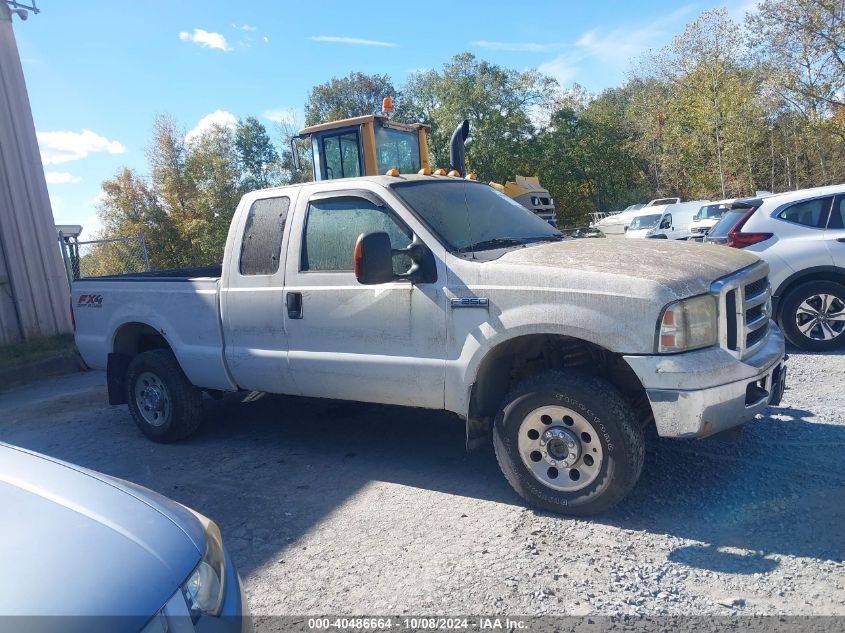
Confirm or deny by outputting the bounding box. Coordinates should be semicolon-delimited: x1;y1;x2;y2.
283;189;447;408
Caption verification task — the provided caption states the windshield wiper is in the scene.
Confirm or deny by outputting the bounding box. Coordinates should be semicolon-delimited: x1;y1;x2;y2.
458;237;530;252
458;235;563;253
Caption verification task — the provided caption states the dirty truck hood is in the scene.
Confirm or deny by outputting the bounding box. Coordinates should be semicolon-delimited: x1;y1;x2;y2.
496;238;760;298
0;443;201;622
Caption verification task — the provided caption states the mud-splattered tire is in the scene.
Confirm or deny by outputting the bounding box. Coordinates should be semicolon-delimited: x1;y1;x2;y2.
493;369;644;515
126;349;202;443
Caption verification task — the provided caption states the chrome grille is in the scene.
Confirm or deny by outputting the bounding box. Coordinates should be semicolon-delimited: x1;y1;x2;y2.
711;262;772;359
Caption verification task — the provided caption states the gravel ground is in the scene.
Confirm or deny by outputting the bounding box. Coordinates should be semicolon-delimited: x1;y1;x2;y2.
1;349;844;624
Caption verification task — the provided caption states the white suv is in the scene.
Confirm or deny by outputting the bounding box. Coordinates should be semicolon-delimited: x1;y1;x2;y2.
704;185;845;350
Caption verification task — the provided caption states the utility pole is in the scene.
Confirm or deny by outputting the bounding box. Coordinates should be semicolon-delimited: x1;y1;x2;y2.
0;1;72;344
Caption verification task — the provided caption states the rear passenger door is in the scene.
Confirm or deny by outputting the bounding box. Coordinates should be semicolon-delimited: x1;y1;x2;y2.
221;192;299;393
827;196;845;269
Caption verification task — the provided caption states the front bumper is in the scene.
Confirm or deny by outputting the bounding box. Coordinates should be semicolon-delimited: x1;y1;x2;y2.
623;322;786;438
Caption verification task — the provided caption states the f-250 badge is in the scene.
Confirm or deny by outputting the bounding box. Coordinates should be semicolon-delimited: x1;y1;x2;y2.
450;297;489;308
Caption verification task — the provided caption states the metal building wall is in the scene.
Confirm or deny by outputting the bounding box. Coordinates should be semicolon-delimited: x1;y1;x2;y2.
0;4;71;345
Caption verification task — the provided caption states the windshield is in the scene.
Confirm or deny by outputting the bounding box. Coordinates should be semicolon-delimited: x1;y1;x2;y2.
628;213;662;230
391;180;561;252
695;203;728;220
707;209;747;237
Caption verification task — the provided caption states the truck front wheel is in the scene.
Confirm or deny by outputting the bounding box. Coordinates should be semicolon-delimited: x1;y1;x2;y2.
125;349;202;442
493;370;644;515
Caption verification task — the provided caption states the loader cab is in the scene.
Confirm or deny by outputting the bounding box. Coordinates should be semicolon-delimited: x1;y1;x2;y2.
295;113;431;181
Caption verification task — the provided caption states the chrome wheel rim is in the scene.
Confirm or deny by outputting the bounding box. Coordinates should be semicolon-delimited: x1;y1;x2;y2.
134;371;170;427
517;405;604;492
795;293;845;341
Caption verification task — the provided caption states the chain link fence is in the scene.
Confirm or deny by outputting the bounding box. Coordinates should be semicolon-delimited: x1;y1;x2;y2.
59;230;150;282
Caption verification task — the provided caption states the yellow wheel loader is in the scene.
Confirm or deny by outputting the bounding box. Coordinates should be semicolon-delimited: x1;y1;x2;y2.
292;97;557;226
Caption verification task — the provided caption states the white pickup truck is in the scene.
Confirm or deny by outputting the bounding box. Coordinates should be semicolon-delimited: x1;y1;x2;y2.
74;175;787;515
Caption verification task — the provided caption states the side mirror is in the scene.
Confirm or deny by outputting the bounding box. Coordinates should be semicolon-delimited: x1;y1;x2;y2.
354;232;395;284
354;232;438;285
660;219;671;229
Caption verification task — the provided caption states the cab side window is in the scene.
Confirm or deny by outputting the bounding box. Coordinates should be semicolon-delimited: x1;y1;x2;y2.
302;197;412;273
778;197;833;228
660;214;672;229
239;196;290;275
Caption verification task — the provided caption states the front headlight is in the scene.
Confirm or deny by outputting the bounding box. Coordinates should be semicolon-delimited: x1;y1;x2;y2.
657;294;718;353
181;510;226;620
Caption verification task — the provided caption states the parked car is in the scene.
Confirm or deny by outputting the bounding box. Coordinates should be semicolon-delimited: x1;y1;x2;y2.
590;197;681;237
0;442;249;633
703;185;845;350
688;199;736;241
624;200;710;240
73;176;786;515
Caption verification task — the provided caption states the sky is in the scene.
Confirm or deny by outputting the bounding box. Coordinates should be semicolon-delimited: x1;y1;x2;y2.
13;0;756;238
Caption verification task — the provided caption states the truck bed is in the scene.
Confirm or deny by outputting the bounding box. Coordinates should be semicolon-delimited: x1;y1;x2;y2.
81;264;222;281
73;271;234;392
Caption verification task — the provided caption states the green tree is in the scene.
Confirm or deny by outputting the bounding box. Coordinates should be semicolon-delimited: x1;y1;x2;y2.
184;124;243;264
632;9;766;198
398;53;557;181
304;71;395;125
95;167;182;271
748;0;845;184
532;88;650;226
235;116;280;190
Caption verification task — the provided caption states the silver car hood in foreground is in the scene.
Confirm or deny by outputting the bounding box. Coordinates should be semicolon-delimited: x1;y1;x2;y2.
497;238;760;299
0;443;201;620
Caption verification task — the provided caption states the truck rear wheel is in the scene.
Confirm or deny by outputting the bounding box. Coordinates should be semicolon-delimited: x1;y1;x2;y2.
493;370;644;515
126;349;202;442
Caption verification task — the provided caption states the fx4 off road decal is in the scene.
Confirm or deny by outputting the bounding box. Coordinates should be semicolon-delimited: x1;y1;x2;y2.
77;294;103;308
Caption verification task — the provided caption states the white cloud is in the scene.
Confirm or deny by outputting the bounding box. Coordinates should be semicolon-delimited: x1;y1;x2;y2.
263;36;269;44
727;0;761;20
185;110;238;143
537;5;695;86
573;5;695;63
79;213;102;239
261;108;297;125
37;130;126;165
471;40;557;53
179;29;233;52
91;190;108;207
309;35;397;47
44;171;82;184
537;56;579;85
232;23;256;31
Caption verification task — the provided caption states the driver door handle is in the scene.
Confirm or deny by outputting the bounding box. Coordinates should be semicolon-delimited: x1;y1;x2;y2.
286;292;303;319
